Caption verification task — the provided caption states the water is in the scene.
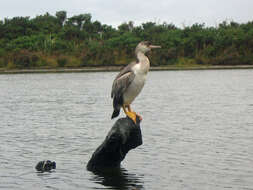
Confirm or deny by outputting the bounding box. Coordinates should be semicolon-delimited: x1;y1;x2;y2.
0;70;253;190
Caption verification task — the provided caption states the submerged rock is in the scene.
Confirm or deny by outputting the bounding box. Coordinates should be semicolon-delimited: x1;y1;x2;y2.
35;160;56;172
87;117;142;171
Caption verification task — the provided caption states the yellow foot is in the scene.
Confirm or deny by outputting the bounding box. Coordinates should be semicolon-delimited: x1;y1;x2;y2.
126;111;137;124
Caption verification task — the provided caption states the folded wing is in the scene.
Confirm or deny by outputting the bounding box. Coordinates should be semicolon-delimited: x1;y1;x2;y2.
111;62;136;99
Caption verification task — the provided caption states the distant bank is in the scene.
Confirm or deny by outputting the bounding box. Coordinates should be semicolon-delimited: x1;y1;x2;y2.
0;65;253;74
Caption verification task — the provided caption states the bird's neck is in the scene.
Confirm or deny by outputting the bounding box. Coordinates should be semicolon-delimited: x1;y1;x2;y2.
136;52;148;63
136;52;150;74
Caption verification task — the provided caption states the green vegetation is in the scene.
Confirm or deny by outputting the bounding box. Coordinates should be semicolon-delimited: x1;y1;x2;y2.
0;11;253;69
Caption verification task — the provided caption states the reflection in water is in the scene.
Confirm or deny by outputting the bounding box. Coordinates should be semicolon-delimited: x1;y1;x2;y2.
90;167;144;190
36;170;56;177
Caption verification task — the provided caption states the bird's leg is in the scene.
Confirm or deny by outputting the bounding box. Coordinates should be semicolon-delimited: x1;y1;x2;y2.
126;105;132;112
123;104;137;124
126;105;142;121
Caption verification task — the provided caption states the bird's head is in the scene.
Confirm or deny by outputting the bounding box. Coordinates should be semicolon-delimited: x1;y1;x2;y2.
135;41;161;54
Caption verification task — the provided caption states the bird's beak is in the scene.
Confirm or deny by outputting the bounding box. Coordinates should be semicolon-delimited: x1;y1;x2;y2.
149;45;161;49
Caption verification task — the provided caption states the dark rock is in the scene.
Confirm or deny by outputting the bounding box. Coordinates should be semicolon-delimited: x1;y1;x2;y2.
35;160;56;172
87;116;142;171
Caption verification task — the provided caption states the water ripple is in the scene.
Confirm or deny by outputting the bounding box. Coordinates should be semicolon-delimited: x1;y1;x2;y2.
0;70;253;189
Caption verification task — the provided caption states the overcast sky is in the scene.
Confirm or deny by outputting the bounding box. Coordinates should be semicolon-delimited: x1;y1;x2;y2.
1;0;253;27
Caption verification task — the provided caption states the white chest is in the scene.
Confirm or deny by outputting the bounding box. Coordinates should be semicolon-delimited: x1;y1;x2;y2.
123;63;149;105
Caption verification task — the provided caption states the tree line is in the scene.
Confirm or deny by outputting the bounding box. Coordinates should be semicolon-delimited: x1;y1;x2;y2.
0;11;253;69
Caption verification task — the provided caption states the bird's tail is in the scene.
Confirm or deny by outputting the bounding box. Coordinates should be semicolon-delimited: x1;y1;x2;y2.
111;108;120;119
111;95;122;119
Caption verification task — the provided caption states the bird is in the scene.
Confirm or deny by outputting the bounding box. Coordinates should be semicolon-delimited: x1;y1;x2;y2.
111;41;161;124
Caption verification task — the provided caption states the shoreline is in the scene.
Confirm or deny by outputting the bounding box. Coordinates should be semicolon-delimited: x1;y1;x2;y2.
0;65;253;74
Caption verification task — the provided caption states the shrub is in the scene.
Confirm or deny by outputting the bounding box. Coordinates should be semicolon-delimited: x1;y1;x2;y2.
12;50;39;68
0;58;5;67
57;56;68;67
42;56;58;68
65;56;81;67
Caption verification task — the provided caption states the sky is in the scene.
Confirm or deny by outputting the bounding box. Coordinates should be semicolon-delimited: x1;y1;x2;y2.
0;0;253;28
